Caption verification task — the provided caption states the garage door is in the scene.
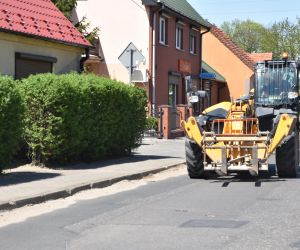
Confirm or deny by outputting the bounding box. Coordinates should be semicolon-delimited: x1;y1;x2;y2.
15;52;57;80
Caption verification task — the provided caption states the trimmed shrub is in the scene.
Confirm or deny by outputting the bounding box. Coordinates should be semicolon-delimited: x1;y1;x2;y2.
19;73;147;164
0;76;24;172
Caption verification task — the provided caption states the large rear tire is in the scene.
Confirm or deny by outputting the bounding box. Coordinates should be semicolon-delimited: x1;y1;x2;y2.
276;131;299;178
185;138;207;179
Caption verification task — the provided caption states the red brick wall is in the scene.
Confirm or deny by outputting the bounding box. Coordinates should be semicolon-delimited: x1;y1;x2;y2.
154;14;201;108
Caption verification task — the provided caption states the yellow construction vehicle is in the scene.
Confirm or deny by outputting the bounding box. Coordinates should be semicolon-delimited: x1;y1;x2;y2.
182;56;299;178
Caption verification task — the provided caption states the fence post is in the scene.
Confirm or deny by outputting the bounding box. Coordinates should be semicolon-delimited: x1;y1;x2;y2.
158;105;171;139
176;104;189;121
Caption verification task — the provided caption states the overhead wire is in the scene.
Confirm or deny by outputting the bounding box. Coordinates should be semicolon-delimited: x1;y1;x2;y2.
129;0;146;11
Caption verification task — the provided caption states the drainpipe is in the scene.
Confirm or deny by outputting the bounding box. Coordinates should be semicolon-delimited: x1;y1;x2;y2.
80;47;90;73
152;12;156;115
151;4;164;116
199;27;210;78
199;27;210;111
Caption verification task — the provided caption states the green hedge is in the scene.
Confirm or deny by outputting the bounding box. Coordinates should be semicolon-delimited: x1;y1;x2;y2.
19;73;147;164
0;76;24;172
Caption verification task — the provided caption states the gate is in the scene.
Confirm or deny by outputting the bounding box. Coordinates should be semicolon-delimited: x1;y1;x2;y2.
171;108;181;130
158;105;190;139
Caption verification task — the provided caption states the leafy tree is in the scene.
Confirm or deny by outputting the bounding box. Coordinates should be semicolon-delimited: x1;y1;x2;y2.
261;18;300;59
75;17;100;44
51;0;77;18
51;0;99;44
221;18;300;59
221;19;267;53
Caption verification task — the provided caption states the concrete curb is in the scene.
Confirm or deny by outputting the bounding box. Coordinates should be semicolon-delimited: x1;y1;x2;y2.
0;162;185;211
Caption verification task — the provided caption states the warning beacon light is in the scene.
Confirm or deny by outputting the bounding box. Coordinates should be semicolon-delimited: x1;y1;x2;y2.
282;52;289;60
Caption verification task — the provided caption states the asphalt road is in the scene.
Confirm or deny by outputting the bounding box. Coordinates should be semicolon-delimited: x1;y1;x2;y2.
1;167;300;250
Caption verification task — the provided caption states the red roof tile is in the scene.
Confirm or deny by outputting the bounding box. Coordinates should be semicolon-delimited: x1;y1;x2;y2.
210;25;255;70
248;53;273;63
0;0;90;47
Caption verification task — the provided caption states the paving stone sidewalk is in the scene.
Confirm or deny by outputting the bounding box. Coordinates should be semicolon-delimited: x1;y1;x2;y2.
0;138;186;210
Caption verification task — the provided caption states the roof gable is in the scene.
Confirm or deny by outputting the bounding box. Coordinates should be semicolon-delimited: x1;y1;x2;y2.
210;25;254;70
0;0;90;47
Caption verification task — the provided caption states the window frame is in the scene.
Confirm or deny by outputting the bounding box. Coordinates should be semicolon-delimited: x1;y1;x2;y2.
159;17;167;45
176;24;183;50
168;83;177;107
189;31;197;54
168;73;180;107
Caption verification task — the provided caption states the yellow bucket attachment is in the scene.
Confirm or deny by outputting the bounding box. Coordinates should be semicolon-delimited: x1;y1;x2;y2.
267;114;297;156
181;117;202;146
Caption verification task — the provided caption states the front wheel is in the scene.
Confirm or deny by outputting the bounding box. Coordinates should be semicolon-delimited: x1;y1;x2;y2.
185;138;207;179
276;131;299;178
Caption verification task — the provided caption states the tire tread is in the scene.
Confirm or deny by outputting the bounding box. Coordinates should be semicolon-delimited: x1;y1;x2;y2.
185;138;206;179
276;131;299;178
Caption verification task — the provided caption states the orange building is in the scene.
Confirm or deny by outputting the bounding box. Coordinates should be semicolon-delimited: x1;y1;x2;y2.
202;25;255;101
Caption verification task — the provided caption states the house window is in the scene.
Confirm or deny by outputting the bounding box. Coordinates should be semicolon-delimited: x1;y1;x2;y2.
15;52;57;80
168;84;177;107
176;24;183;50
168;74;180;107
159;17;167;45
190;31;197;54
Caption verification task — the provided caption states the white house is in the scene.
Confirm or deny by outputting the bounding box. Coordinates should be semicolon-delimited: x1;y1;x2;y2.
75;0;150;84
